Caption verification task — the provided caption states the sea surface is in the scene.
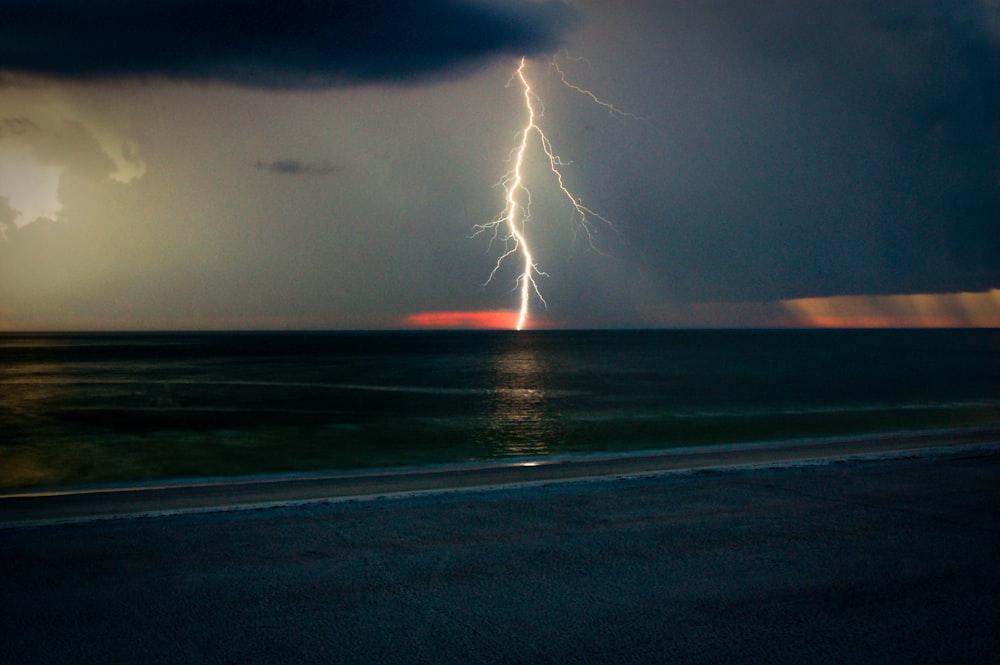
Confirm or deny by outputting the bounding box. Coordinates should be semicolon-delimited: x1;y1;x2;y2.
2;329;998;490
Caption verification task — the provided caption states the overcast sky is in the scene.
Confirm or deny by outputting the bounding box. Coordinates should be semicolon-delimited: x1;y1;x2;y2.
1;0;998;330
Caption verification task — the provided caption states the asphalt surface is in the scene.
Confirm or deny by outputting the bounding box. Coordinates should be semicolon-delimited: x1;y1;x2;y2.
2;442;999;664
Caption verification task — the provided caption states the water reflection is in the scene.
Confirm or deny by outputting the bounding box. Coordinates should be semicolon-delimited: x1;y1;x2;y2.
481;338;562;458
0;361;64;424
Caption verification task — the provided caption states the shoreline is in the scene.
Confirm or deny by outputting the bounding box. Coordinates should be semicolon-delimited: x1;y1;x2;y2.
3;425;998;528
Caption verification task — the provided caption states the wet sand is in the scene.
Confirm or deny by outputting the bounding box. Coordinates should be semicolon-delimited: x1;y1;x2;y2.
2;432;999;663
2;426;998;526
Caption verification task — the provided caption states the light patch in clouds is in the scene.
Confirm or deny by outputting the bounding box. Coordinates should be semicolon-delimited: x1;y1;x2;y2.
256;159;339;176
1;86;146;184
0;101;141;237
0;144;63;229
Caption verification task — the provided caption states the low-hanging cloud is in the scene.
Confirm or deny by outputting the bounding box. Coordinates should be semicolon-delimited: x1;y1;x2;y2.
0;0;576;88
256;159;339;175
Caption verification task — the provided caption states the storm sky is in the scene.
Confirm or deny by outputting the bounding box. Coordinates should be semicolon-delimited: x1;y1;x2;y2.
1;0;998;329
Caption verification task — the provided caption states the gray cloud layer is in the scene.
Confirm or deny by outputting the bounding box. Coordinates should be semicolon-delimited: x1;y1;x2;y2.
0;0;575;88
615;0;1000;302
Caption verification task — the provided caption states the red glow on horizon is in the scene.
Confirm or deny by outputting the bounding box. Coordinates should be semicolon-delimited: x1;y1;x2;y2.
403;310;523;329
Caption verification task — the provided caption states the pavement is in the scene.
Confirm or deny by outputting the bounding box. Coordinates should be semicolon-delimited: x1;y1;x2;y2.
1;434;999;663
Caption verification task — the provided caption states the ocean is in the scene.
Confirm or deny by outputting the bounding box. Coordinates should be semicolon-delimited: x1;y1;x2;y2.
2;329;998;490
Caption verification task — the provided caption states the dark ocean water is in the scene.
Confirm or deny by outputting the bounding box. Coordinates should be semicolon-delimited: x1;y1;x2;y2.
2;329;998;489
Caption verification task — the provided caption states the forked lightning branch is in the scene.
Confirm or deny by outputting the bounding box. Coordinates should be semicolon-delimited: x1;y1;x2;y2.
474;56;636;330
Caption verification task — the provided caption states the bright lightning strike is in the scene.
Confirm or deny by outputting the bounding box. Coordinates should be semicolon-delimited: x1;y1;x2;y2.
474;56;627;331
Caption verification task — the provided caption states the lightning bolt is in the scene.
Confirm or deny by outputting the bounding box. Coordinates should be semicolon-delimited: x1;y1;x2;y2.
550;60;647;121
474;56;626;331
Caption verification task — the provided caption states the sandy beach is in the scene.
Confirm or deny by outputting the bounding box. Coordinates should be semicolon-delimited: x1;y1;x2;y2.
2;432;999;663
3;426;998;526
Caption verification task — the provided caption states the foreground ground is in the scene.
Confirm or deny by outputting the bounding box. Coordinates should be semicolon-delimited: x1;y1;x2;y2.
2;443;998;664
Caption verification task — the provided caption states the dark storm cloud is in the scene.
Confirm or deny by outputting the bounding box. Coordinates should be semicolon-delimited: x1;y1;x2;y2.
710;0;999;117
256;159;338;175
0;0;575;88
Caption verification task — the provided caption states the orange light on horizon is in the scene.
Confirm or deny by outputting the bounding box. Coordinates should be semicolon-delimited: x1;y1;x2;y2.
787;315;964;328
403;310;523;330
782;289;1000;328
638;289;1000;328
